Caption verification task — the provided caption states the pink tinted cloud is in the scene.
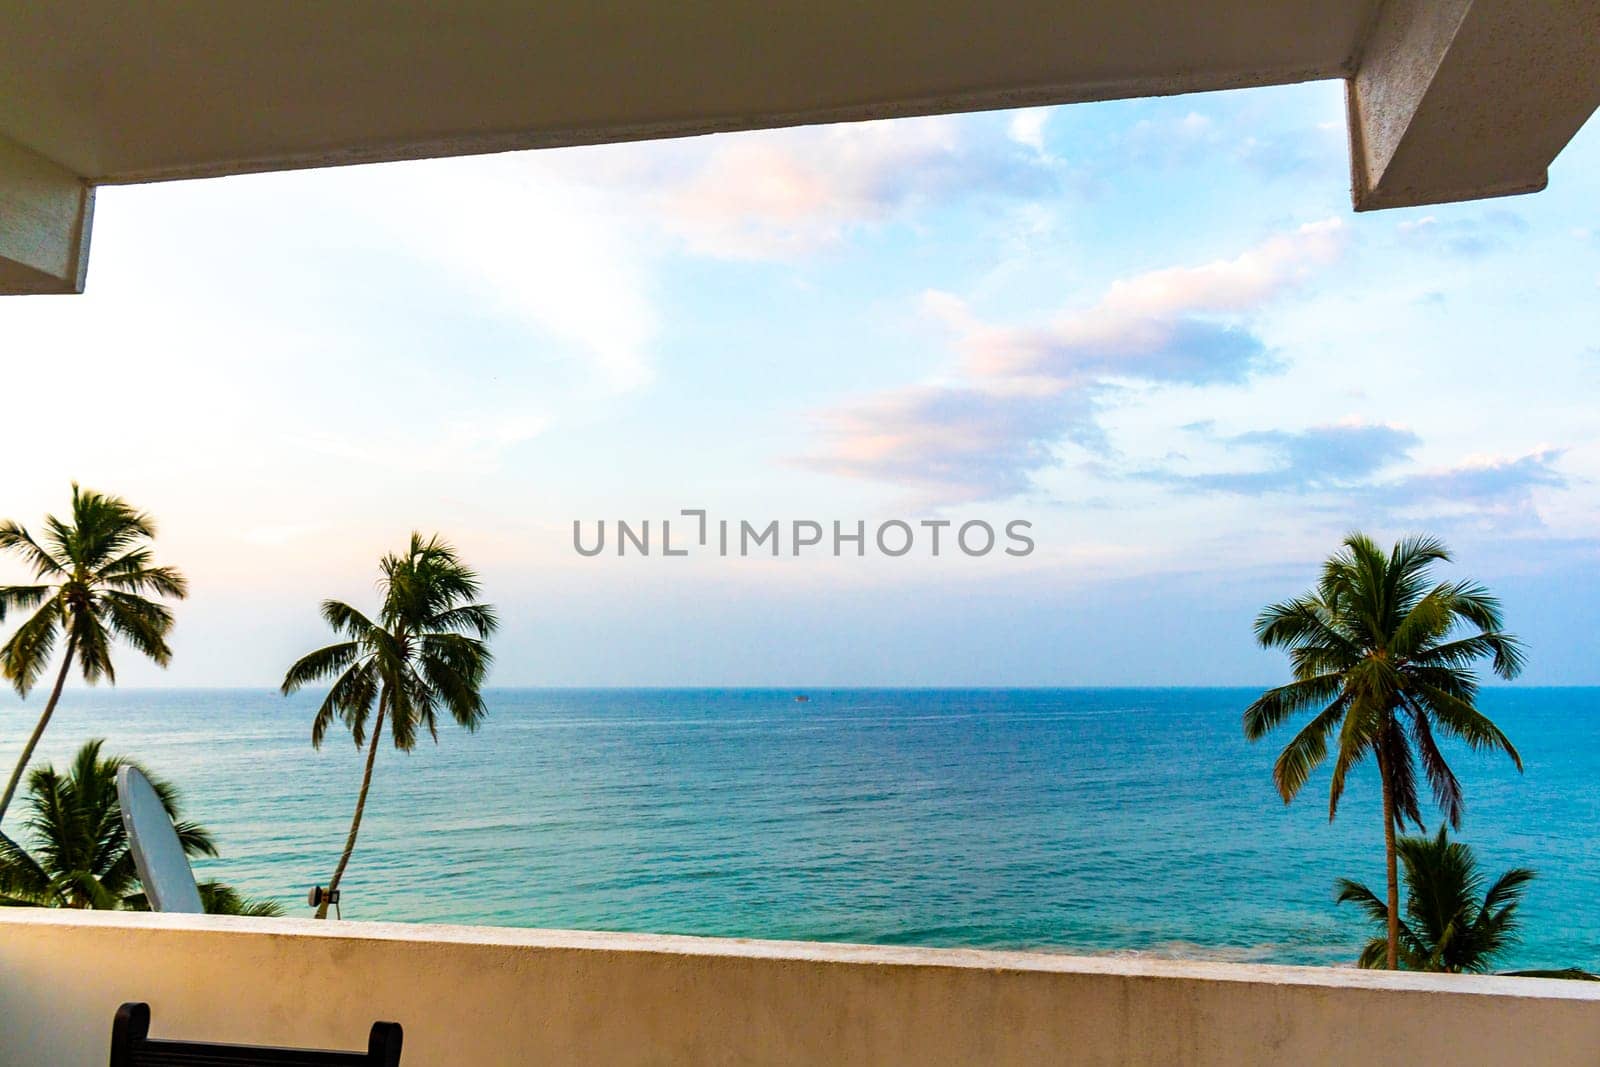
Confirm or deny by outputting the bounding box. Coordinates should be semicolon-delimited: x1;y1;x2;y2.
955;219;1347;382
554;115;1054;261
801;220;1348;503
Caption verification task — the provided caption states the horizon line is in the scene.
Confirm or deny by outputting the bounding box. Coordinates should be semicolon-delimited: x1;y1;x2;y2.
6;682;1595;693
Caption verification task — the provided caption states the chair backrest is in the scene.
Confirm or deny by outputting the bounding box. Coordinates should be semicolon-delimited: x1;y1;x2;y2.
110;1002;403;1066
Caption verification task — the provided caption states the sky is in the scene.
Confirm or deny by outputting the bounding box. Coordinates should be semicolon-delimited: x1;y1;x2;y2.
2;79;1598;688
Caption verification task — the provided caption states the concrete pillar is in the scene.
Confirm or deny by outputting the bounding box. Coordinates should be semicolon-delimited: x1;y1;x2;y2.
1348;0;1600;211
0;136;94;294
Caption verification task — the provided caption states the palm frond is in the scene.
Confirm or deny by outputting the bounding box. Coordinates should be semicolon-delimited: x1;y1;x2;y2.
1389;585;1457;660
171;818;219;858
426;603;500;639
1335;877;1391;924
1354;938;1391;969
98;592;176;666
0;830;57;903
1339;875;1429;969
419;636;490;730
1267;692;1348;803
1433;577;1506;632
1386;535;1452;624
71;612;116;685
1243;673;1344;740
384;671;421;751
1407;702;1464;828
59;485;158;571
101;561;188;600
310;659;378;749
1325;532;1390;643
196;879;285;917
1381;716;1424;830
1409;680;1523;771
1410;633;1524;674
0;599;63;696
281;641;360;695
319;600;378;640
0;522;67;578
1479;867;1536;915
1253;596;1356;656
0;584;50;625
1326;700;1379;820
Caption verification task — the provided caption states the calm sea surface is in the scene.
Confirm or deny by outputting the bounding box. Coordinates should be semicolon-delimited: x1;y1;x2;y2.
1;687;1594;970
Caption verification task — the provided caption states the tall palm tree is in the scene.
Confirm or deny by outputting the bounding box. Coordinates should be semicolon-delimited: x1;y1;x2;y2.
1244;533;1524;969
1337;826;1532;973
281;533;496;919
0;739;279;915
0;485;187;828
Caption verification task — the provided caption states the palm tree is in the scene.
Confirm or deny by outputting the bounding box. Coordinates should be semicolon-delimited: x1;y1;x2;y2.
0;739;279;915
281;533;496;919
0;485;187;828
1244;533;1524;969
1338;827;1532;972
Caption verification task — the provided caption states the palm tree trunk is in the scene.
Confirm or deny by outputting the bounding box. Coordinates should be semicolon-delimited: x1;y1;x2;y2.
1379;747;1400;969
316;704;384;920
0;643;75;829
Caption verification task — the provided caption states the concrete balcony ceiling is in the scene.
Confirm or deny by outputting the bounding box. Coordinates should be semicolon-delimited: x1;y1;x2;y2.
1;0;1598;293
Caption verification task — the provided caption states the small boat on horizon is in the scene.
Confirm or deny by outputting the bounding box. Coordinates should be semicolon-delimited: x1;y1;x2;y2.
794;694;810;702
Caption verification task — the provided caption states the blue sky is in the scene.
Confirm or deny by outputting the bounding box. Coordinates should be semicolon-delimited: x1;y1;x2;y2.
3;79;1598;687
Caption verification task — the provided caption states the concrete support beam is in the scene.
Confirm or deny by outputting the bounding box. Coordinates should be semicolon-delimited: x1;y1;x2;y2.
1348;0;1600;211
0;136;94;294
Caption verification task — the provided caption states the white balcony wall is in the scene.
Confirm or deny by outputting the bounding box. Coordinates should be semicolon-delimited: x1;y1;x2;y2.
3;911;1599;1065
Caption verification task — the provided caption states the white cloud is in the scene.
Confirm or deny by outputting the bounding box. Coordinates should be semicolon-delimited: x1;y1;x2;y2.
1123;111;1219;162
1007;108;1051;153
294;414;548;475
1392;208;1528;257
658;118;963;258
951;219;1346;382
239;523;327;548
801;220;1349;503
1397;215;1439;236
546;114;1056;261
352;159;660;392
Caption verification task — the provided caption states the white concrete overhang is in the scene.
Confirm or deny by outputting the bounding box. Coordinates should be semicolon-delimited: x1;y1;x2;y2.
1;1;1597;293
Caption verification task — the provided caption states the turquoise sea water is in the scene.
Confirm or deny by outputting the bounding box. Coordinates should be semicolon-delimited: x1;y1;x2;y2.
0;687;1594;969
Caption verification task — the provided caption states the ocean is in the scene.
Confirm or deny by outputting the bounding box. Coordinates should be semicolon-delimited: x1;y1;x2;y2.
0;687;1594;970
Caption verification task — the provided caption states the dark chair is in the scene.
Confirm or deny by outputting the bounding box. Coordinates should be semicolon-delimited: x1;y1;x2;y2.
109;1002;402;1066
